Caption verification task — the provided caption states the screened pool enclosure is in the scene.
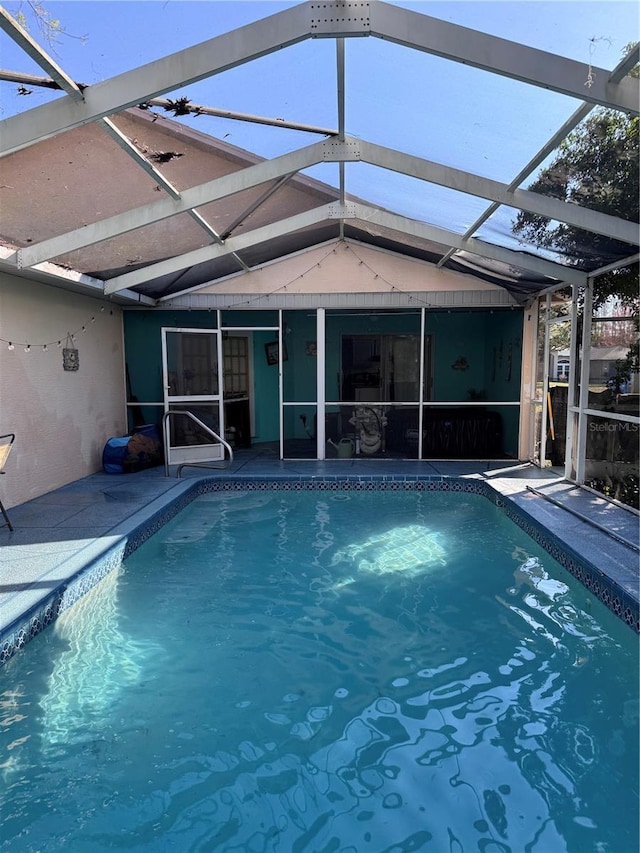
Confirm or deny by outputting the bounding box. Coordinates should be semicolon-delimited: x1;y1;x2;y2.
0;1;638;504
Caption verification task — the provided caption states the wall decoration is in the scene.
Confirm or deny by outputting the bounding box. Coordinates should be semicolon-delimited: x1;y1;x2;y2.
62;333;79;371
451;356;468;371
265;340;288;366
306;341;317;357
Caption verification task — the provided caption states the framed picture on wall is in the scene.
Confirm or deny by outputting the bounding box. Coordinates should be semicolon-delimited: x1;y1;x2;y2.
265;340;288;366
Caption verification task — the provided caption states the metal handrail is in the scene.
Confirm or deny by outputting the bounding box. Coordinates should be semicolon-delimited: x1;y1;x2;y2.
162;410;234;477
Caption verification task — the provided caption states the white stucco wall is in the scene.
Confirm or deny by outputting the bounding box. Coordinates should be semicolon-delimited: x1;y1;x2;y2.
0;274;126;508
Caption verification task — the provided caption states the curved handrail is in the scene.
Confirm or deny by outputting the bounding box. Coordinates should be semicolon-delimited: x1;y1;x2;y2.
162;410;234;477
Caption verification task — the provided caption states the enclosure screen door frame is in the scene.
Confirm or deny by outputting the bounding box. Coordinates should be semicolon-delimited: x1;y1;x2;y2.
161;327;224;464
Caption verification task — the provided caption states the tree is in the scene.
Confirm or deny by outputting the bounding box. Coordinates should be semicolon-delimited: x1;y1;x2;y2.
514;110;638;308
513;53;639;311
10;1;86;49
514;56;639;413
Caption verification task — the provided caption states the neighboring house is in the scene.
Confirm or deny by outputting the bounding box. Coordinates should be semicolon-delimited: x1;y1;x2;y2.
0;2;637;507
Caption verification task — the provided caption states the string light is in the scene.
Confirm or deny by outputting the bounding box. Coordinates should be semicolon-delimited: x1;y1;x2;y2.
4;242;438;343
217;241;431;312
347;244;435;310
1;303;112;351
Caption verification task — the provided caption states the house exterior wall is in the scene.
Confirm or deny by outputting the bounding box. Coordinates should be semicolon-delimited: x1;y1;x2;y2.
190;240;513;304
0;274;126;508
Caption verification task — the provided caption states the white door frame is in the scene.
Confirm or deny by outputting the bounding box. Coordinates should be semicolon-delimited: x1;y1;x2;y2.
161;327;225;465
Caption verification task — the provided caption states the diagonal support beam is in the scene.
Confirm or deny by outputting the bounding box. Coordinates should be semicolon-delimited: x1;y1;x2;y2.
0;5;84;99
104;205;335;294
0;3;312;155
104;198;586;296
219;173;297;240
15;134;636;271
343;203;588;285
0;9;185;200
364;2;638;115
12;140;334;268
358;141;639;246
98;117;182;198
2;1;637;158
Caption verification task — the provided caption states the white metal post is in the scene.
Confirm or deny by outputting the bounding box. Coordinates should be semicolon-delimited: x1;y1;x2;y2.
540;294;551;467
575;278;594;483
418;307;426;461
316;309;326;459
278;309;284;460
564;285;579;479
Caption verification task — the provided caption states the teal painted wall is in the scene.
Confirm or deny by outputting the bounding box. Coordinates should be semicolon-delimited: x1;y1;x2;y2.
123;307;523;452
425;310;523;454
283;310;317;404
123;310;281;442
426;310;522;404
252;330;280;442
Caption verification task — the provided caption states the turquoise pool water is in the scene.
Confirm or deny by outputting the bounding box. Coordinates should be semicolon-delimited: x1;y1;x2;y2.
1;489;638;852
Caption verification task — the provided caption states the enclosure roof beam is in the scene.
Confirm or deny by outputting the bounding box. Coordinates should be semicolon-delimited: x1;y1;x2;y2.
104;199;585;296
15;133;635;271
340;2;639;115
2;1;637;157
0;250;157;305
12;140;333;268
0;3;312;155
103;205;335;294
588;252;640;278
436;42;640;269
0;5;84;99
342;203;588;286
359;141;639;245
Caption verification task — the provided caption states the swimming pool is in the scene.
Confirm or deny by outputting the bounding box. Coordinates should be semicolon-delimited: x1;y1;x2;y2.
1;483;638;851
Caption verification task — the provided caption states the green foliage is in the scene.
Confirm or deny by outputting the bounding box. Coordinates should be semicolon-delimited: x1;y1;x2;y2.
548;321;571;353
513;47;639;311
11;1;86;48
513;109;639;307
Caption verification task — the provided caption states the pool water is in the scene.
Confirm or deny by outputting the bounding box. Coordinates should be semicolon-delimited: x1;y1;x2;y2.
1;489;638;852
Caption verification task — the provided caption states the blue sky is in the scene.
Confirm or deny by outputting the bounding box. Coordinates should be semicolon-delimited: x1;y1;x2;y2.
1;1;638;243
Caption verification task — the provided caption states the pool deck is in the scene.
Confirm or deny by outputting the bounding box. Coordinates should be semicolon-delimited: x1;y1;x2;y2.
1;450;638;649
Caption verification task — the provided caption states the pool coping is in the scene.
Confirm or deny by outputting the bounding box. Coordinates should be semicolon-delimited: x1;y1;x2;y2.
1;474;638;666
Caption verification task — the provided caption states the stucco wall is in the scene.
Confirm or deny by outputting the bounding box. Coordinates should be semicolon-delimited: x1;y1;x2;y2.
0;274;126;508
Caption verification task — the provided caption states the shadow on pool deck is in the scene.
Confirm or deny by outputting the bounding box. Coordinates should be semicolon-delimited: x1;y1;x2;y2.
0;448;638;639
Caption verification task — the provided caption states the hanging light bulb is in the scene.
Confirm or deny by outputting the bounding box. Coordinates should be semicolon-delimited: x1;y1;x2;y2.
43;344;48;352
57;341;62;348
7;342;14;351
24;344;31;352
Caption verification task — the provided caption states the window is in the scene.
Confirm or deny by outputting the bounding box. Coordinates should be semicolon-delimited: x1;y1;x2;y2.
223;335;249;398
341;334;424;403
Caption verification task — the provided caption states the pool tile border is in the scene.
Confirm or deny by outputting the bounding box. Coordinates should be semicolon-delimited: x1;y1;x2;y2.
1;475;637;667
